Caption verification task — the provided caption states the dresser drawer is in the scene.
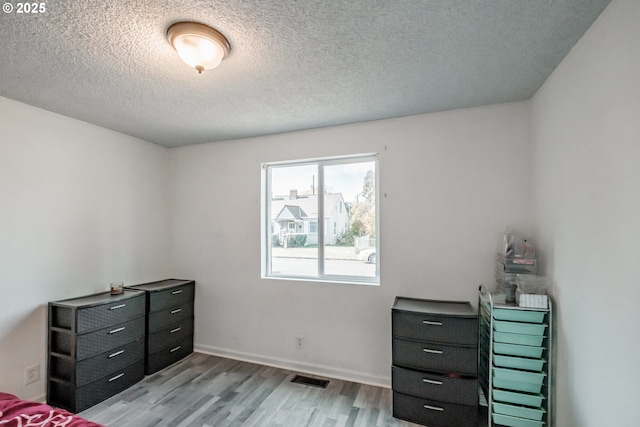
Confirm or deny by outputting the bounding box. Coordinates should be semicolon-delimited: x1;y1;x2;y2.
76;338;145;386
148;301;194;333
392;310;477;345
392;338;477;376
392;391;477;427
49;358;144;413
75;316;145;360
392;366;478;406
147;335;193;374
75;357;144;412
148;318;194;354
49;338;144;386
148;283;195;312
76;294;145;333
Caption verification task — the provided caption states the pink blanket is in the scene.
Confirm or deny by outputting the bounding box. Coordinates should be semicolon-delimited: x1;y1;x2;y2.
0;393;104;427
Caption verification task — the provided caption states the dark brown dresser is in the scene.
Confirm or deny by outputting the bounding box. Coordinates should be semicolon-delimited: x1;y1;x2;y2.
392;297;478;427
47;290;146;412
126;279;195;374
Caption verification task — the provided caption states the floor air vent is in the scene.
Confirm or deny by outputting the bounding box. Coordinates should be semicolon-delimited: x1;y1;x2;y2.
291;375;329;389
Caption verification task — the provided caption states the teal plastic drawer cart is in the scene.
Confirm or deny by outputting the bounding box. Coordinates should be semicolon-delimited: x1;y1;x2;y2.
479;286;553;427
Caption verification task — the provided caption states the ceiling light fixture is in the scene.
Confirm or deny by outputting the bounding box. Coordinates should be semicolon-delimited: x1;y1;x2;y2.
167;21;230;74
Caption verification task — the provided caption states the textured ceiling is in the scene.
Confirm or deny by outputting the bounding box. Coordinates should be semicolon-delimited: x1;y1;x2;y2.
0;0;611;147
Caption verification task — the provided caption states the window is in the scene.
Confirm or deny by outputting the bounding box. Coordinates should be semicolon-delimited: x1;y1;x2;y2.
262;154;378;284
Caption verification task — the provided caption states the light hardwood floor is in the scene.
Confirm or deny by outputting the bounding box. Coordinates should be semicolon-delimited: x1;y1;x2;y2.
79;353;485;427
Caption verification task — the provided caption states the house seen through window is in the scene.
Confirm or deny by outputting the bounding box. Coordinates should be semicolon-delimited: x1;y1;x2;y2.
262;154;378;284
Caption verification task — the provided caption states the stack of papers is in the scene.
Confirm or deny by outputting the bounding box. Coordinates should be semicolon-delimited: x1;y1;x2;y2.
518;294;548;309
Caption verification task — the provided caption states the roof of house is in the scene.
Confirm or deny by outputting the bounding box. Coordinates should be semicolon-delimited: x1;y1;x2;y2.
275;205;307;222
271;193;343;220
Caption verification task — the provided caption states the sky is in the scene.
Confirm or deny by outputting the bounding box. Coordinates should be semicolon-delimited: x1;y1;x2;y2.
270;160;375;204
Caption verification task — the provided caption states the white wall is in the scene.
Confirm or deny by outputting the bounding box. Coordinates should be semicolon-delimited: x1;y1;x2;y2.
170;101;532;385
530;0;640;425
0;97;171;400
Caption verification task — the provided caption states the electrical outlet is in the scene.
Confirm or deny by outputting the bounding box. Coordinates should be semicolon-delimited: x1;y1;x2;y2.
25;364;40;385
295;335;304;350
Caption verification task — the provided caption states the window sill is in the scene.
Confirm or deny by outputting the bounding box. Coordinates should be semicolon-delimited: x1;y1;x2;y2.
262;275;380;286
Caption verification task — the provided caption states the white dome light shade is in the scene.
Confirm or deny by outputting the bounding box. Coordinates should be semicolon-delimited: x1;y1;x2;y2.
167;22;230;73
173;34;224;70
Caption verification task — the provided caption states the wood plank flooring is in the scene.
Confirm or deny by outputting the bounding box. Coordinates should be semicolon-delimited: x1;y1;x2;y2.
79;353;486;427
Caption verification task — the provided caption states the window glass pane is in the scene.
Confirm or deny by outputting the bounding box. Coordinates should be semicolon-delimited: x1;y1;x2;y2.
269;164;318;277
323;162;376;278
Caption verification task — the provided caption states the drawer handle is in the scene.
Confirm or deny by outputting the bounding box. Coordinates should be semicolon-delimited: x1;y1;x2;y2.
110;304;126;310
423;348;443;354
109;327;125;334
172;290;183;295
170;346;181;353
170;308;182;314
108;350;125;358
422;379;443;385
108;373;125;382
423;404;444;412
170;327;182;333
422;320;443;326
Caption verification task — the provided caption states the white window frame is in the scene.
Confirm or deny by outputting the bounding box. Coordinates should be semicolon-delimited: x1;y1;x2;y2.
261;153;379;285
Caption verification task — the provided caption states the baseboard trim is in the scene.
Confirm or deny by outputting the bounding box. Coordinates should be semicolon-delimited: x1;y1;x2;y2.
194;344;391;389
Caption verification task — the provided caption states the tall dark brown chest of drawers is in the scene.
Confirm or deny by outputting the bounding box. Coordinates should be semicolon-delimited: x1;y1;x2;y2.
47;290;146;413
126;279;195;374
392;297;478;427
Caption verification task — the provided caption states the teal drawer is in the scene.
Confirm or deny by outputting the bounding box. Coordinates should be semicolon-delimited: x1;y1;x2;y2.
494;367;545;385
493;368;545;394
492;413;544;427
493;378;542;393
493;343;544;359
494;320;547;336
494;331;544;347
493;308;546;323
493;355;545;372
492;377;542;394
492;389;545;408
493;402;545;421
